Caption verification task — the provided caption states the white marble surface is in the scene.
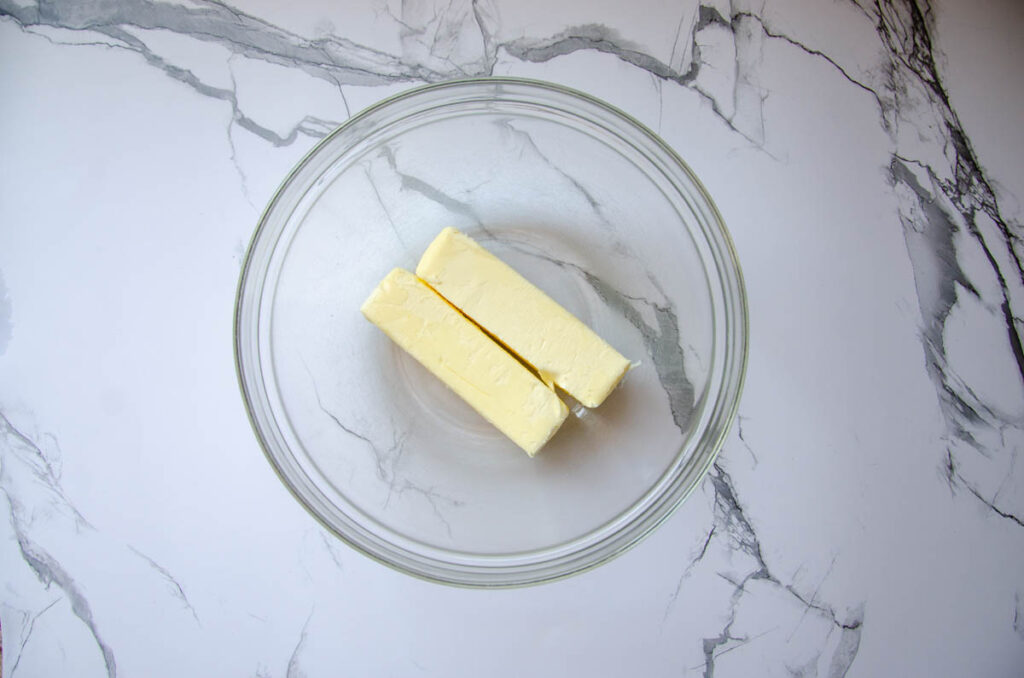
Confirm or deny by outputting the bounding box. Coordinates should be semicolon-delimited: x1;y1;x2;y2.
2;0;1023;675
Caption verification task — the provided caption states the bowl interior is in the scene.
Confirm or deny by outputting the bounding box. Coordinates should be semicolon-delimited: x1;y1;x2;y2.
237;79;745;585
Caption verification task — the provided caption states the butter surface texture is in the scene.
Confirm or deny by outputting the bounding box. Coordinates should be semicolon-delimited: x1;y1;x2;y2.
361;268;568;456
416;228;631;407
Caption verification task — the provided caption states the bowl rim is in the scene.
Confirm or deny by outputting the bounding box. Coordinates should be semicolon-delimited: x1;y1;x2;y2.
234;76;749;588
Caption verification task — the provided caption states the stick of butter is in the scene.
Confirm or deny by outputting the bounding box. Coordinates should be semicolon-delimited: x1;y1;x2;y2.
416;228;631;408
361;268;569;456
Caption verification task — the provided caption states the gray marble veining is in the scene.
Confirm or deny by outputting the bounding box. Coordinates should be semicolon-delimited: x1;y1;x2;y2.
1;412;205;677
285;609;313;678
304;357;465;537
699;464;864;678
1;413;116;676
873;1;1024;526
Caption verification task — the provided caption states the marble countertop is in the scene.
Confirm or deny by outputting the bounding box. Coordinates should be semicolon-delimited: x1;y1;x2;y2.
2;0;1023;675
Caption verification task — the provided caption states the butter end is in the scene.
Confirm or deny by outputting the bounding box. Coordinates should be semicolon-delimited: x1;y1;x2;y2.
415;227;461;281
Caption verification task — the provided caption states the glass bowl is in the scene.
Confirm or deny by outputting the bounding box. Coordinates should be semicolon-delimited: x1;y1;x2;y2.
234;78;747;587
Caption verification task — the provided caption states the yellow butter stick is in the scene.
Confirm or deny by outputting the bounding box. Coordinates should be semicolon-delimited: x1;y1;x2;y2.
417;228;631;407
361;268;568;456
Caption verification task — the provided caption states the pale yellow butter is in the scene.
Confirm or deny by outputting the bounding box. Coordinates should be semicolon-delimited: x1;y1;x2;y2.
361;268;568;456
416;228;631;408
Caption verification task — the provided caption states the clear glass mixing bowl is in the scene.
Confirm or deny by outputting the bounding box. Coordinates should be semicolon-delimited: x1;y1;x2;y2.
235;78;748;587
